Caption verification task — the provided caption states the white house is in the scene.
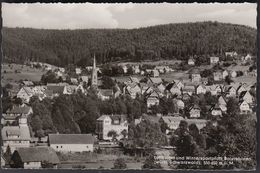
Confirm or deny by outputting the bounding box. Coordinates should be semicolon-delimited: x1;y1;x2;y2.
188;58;195;66
189;105;201;118
96;114;128;141
75;68;82;75
240;91;253;104
146;90;160;108
210;104;222;117
1;116;31;152
48;134;96;153
196;84;207;95
2;105;33;125
239;101;252;114
210;56;220;65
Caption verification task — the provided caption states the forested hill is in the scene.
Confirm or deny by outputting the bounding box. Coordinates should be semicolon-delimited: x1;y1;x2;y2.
3;21;256;67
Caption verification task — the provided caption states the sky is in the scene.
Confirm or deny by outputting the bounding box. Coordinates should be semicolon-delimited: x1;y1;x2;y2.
2;3;257;29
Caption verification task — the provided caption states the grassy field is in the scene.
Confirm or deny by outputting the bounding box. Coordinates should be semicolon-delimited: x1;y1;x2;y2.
58;152;144;169
2;63;46;85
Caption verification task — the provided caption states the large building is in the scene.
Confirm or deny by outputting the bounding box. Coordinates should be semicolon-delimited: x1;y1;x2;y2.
11;147;60;169
48;134;96;153
1;116;31;152
96;114;128;141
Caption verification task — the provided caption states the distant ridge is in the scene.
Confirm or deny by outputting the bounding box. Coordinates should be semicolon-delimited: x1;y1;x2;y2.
3;21;256;67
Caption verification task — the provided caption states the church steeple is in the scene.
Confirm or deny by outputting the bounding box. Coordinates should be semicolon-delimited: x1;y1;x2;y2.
91;54;98;87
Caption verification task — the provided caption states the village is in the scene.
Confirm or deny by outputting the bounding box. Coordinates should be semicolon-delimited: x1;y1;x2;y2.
1;51;257;169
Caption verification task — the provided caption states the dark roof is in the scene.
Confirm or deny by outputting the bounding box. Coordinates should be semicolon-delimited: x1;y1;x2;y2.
6;106;31;114
14;147;59;164
47;85;65;94
48;134;96;144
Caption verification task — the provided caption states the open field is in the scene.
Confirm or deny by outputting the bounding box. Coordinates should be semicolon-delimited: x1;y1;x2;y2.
116;59;183;66
2;63;46;85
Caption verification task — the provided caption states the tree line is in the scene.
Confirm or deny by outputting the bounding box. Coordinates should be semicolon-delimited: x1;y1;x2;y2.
3;21;256;67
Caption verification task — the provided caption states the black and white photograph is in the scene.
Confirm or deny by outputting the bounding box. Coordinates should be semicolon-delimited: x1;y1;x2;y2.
0;2;257;170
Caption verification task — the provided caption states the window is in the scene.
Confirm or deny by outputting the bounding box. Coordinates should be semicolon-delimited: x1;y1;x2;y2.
61;146;63;148
56;146;58;149
86;146;88;148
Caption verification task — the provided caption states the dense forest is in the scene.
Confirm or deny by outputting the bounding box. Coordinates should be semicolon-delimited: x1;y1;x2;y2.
3;21;256;67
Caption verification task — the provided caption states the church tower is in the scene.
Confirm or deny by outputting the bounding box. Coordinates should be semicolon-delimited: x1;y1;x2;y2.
91;54;98;87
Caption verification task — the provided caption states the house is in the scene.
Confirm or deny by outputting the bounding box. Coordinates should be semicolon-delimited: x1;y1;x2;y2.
22;81;34;86
229;70;237;78
201;78;208;85
244;54;252;61
1;153;6;168
97;89;114;101
213;70;223;81
182;93;191;101
239;91;253;104
173;79;184;89
48;134;96;153
140;83;150;95
215;84;223;95
222;70;229;79
129;76;140;84
75;68;82;75
209;104;222;117
157;83;166;93
218;95;227;104
205;85;217;95
189;105;201;118
196;84;206;95
46;85;66;97
185;119;208;130
121;65;128;74
2;105;33;125
167;83;181;96
190;68;201;83
1;116;31;152
225;51;238;57
225;86;237;97
218;96;227;112
124;83;141;99
159;116;185;133
147;77;163;86
182;85;195;96
155;66;171;73
70;78;78;85
151;69;160;77
188;58;195;65
11;147;59;169
81;76;89;83
239;101;252;114
146;90;160;108
132;65;140;74
96;114;128;141
16;87;37;103
237;85;247;96
173;99;185;110
210;56;220;65
59;67;65;73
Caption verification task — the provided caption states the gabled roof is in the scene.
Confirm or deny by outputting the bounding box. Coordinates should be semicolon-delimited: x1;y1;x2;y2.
161;116;184;125
189;104;201;111
14;147;59;164
6;105;32;114
183;85;195;92
210;104;221;111
49;134;96;145
148;77;163;84
98;89;113;97
129;77;140;83
22;81;34;86
47;85;65;94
